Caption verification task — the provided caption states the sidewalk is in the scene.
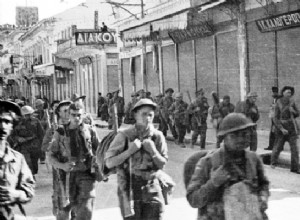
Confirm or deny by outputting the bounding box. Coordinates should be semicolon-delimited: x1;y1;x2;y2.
92;116;297;167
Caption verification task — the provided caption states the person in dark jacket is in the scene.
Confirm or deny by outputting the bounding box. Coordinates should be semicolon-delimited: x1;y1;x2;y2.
186;113;269;220
271;86;300;174
265;86;281;150
0;100;35;220
235;92;260;151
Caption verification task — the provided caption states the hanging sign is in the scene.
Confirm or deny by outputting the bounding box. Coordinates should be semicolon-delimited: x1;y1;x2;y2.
75;29;116;45
256;9;300;32
168;22;213;43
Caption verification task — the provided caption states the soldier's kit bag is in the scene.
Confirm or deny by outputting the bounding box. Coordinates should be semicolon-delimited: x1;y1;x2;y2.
223;181;265;220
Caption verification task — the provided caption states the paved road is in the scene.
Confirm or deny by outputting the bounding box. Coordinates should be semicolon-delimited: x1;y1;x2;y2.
15;126;300;220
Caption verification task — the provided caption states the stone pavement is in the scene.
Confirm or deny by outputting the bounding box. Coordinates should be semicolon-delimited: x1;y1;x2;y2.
92;116;297;167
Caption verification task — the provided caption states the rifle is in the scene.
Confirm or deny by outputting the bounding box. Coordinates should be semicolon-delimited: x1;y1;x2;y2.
186;91;201;126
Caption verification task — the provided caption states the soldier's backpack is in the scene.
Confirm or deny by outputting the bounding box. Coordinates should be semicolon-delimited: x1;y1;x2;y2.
183;150;209;189
95;131;118;182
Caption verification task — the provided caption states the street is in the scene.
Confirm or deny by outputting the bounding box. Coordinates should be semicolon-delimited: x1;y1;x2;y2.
15;126;300;220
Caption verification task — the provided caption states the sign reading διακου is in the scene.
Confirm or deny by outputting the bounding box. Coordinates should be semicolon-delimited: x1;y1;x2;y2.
75;30;116;45
256;9;300;32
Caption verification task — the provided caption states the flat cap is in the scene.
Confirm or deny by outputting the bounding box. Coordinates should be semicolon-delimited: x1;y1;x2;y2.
71;93;86;102
0;100;22;116
21;105;35;115
165;88;174;93
132;98;157;112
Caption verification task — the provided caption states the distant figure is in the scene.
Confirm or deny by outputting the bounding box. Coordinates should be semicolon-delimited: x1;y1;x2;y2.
101;22;108;32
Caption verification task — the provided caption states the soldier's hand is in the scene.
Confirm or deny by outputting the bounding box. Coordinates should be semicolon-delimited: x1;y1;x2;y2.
281;129;288;135
61;162;76;172
211;166;230;187
142;139;156;154
128;139;142;154
0;186;25;204
18;137;26;143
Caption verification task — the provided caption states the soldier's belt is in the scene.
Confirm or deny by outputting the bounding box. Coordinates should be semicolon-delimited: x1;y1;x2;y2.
133;170;156;180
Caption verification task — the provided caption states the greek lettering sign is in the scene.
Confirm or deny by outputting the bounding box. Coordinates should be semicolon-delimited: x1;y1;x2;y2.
168;22;214;43
256;9;300;32
75;29;116;45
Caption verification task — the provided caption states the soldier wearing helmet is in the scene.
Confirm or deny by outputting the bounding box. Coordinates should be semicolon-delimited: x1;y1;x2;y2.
187;113;270;220
124;92;138;124
11;105;45;178
105;98;171;220
168;92;188;148
235;91;260;151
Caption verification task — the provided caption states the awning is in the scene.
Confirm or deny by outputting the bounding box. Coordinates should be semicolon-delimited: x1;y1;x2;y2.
54;46;102;60
33;63;55;77
122;24;151;41
152;12;188;31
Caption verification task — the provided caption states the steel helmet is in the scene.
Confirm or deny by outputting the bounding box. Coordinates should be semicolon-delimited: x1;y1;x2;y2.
21;105;35;115
132;98;157;112
35;99;44;106
217;113;255;136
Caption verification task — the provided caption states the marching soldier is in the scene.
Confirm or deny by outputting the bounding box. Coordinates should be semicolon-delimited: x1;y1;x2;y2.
168;92;188;148
136;89;146;100
48;102;101;220
34;99;51;164
0;100;35;220
97;93;106;119
158;88;177;139
271;86;300;174
188;89;209;149
215;95;235;148
71;93;94;126
124;92;138;124
110;90;125;128
235;92;260;151
11;105;45;178
186;113;269;220
43;100;72;219
105;99;174;220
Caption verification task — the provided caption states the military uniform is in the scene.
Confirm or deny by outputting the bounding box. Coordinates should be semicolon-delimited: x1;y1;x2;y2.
168;99;188;146
235;96;260;151
158;95;177;138
271;94;300;173
110;93;125;128
188;96;209;149
97;95;106;118
105;124;168;220
0;142;35;220
215;100;235;147
12;116;45;175
124;93;137;125
48;123;101;220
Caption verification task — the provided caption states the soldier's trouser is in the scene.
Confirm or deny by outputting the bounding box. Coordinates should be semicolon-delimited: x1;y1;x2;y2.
192;126;207;149
22;151;40;175
249;128;258;151
58;171;96;220
119;175;164;220
268;122;276;150
175;122;186;143
271;133;299;172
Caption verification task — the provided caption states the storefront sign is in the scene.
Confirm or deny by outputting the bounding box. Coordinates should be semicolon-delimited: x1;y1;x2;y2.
79;56;92;65
107;58;119;66
57;77;66;84
34;64;54;76
256;9;300;32
168;23;214;43
75;29;116;45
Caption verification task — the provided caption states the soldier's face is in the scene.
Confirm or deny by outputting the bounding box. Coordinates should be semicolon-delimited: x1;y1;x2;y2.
283;89;292;98
69;109;84;126
134;106;155;128
0;113;13;141
224;128;250;151
58;106;70;122
36;104;43;111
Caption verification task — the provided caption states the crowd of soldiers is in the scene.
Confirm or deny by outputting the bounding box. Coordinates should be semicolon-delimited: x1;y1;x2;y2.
0;83;299;220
